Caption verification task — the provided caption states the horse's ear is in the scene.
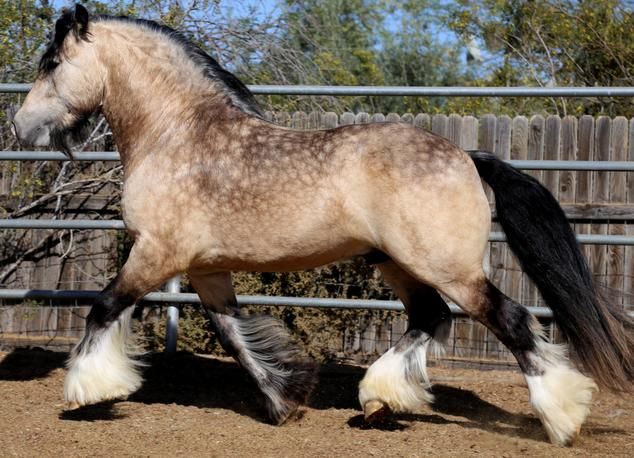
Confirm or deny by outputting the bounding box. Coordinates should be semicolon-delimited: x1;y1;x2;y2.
74;4;89;35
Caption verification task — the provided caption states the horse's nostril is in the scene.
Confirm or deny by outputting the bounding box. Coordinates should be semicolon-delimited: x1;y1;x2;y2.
11;121;18;139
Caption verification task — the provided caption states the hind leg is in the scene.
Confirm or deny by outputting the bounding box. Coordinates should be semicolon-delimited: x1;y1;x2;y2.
440;275;597;445
359;260;453;420
189;272;318;424
65;238;178;408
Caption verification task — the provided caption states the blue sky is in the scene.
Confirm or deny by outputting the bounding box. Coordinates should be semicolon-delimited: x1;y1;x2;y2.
48;1;484;70
52;0;281;17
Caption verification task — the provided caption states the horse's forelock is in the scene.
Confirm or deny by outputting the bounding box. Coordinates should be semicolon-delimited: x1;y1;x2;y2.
39;8;91;75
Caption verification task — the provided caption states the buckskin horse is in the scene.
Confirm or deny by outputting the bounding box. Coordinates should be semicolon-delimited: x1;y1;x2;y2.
12;5;633;445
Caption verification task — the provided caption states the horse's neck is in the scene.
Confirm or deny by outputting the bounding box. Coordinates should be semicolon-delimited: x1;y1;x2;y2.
96;24;244;168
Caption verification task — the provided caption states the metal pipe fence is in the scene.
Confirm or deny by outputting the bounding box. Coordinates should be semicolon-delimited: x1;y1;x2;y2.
1;289;632;319
0;219;631;245
2;84;634;349
2;150;634;171
5;83;634;97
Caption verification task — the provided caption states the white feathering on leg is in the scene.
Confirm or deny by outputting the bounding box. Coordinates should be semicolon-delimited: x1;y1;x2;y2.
359;335;433;413
525;323;597;446
64;308;144;407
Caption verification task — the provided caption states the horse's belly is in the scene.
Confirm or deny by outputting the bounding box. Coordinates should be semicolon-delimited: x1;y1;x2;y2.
189;235;369;273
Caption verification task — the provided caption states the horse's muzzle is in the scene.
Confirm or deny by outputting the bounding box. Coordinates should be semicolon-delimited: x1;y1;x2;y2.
12;114;52;148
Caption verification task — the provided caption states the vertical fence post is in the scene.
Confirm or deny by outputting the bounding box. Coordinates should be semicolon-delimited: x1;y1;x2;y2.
165;276;180;353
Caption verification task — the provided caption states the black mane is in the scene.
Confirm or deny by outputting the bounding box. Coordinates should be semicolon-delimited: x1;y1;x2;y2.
39;8;90;74
39;11;262;117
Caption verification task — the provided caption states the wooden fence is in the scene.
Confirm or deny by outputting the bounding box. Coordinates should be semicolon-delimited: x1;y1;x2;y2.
1;112;632;365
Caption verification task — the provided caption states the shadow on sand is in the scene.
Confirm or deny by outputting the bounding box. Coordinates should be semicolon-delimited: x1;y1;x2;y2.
1;348;625;442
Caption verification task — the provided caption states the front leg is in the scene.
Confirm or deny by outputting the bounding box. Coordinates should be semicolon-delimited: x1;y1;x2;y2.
189;272;318;424
65;237;179;408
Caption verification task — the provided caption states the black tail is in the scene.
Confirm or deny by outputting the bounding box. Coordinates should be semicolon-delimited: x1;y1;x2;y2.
468;150;634;391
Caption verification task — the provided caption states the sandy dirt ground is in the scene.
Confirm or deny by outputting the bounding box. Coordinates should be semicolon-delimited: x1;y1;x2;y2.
0;348;632;457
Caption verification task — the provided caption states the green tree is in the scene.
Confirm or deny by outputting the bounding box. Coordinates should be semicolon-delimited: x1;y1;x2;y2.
0;0;54;82
250;0;473;113
448;0;634;116
376;1;467;113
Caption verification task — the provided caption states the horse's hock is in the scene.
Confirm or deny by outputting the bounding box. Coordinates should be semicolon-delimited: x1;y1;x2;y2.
1;111;632;366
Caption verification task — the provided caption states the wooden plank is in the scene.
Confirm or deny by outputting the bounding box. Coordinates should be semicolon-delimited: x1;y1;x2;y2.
510;116;528;304
40;307;57;338
512;117;529;160
544;116;561;195
593;116;611;286
375;319;391;355
478;114;497;152
608;117;628;302
493;116;511;302
307;111;322;129
626;119;634;313
479;114;497;298
386;113;401;123
340;112;355;126
560;117;577;204
291;111;307;129
370;113;385;123
541;115;562;312
450;318;470;358
70;306;89;337
577;115;595;266
461;116;478;150
274;111;290;126
431;114;448;139
413;113;430;131
57;306;74;337
361;322;377;355
527;115;546;182
522;115;545;306
355;112;370;124
471;321;488;360
1;306;16;333
401;113;414;125
559;117;579;330
390;317;407;346
447;114;462;145
494;115;513;357
323;112;338;129
491;203;634;220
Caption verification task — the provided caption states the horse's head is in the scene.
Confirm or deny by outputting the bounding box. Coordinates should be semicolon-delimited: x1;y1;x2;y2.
12;4;103;156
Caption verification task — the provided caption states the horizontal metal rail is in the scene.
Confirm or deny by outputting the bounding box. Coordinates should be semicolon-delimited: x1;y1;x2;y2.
251;85;634;97
2;151;634;171
2;288;632;319
504;160;634;171
0;151;121;161
0;219;126;230
5;83;634;97
0;219;631;245
0;288;557;318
